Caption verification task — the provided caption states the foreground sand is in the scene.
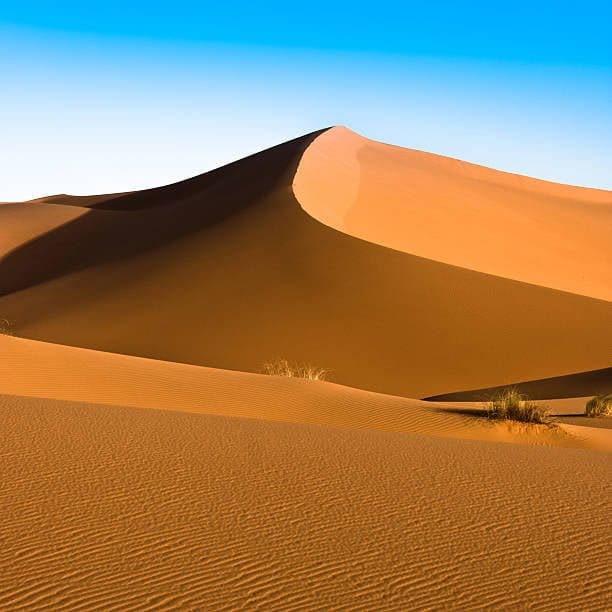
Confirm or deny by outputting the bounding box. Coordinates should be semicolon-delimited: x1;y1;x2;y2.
2;394;610;610
1;335;610;608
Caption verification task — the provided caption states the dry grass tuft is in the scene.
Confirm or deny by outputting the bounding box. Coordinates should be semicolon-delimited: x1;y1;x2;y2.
585;393;612;418
485;388;552;425
262;359;329;381
0;319;14;336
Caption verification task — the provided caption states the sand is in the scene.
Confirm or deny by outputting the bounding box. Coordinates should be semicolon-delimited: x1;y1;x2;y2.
3;333;608;451
426;367;612;401
0;202;87;260
294;126;612;300
1;126;610;609
0;130;610;399
2;395;610;610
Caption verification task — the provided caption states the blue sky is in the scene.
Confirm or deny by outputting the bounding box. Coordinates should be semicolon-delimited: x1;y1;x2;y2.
1;1;611;199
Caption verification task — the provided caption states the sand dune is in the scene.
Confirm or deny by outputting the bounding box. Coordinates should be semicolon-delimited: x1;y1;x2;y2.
0;129;610;399
19;193;125;208
1;126;611;610
426;367;612;401
1;394;610;610
7;192;126;207
0;202;87;259
294;126;612;300
5;333;605;449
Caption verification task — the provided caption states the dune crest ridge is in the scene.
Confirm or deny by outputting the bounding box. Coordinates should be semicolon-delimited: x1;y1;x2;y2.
1;127;611;610
293;126;612;300
0;129;610;399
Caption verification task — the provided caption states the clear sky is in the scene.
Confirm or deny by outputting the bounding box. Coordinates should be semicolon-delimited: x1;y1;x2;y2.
1;1;611;200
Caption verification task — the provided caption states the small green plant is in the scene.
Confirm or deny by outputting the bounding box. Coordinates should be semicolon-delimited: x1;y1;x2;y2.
0;319;13;336
485;387;551;424
585;393;612;418
262;359;329;381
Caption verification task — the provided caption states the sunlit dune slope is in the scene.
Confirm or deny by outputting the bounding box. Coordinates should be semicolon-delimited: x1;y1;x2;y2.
1;394;610;610
294;126;612;300
0;202;87;259
0;131;326;293
6;334;604;449
0;128;610;399
1;125;611;611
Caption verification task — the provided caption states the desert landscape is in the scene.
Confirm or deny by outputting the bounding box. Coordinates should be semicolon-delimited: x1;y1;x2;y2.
1;126;611;609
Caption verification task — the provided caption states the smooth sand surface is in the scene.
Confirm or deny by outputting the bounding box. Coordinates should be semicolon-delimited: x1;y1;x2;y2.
14;192;126;207
0;130;610;399
1;394;610;610
0;202;87;259
294;126;612;300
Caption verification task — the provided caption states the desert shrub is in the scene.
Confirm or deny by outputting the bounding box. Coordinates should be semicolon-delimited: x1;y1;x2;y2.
585;393;612;418
262;359;328;381
485;388;551;424
0;319;13;335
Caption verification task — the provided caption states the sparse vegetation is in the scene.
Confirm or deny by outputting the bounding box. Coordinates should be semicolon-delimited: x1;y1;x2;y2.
262;359;329;381
585;393;612;418
0;319;14;336
485;387;552;425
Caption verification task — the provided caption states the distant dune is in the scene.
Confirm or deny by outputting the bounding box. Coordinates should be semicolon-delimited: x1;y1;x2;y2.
0;128;610;399
295;127;612;300
426;366;612;402
1;127;610;610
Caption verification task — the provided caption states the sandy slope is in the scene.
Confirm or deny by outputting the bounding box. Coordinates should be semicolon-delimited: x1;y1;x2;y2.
0;202;87;259
294;127;612;300
5;333;604;449
0;130;610;399
1;394;610;611
1;127;611;610
14;192;126;207
426;367;612;401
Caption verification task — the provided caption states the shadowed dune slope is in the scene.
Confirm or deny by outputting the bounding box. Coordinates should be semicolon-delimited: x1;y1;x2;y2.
0;129;610;399
426;367;612;401
0;130;326;294
7;192;127;207
294;126;612;300
0;202;88;259
1;127;611;611
1;395;610;610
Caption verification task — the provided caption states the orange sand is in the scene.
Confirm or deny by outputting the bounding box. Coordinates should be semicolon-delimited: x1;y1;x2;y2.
3;333;608;450
0;127;610;609
0;130;610;398
294;126;612;300
1;394;610;610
